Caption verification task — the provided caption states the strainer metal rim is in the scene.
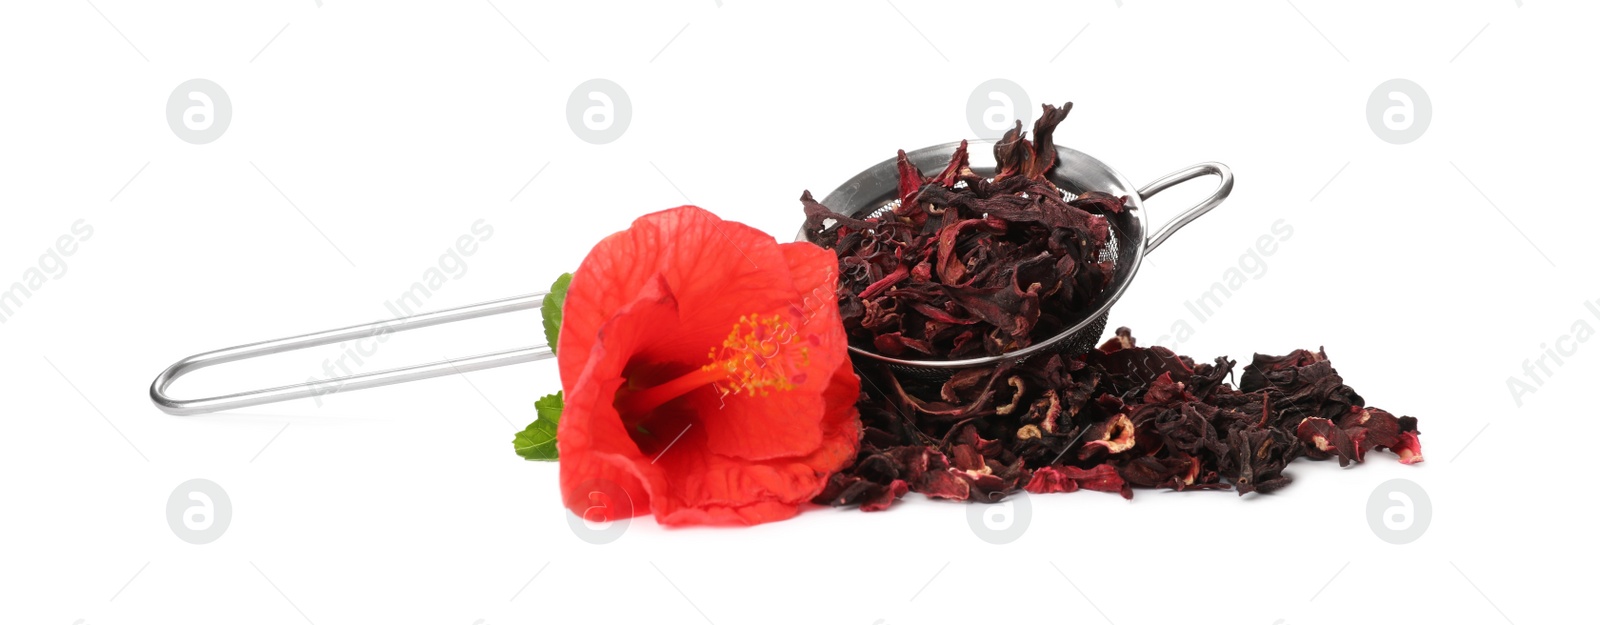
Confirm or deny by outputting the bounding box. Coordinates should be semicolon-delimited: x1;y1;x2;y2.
796;139;1232;371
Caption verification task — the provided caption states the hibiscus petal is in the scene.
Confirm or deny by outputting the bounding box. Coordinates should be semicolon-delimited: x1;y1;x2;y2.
558;275;683;519
683;242;851;461
559;206;799;388
648;361;861;526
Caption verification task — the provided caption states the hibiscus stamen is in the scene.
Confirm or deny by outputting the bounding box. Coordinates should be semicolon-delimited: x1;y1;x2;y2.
614;313;812;418
707;314;811;398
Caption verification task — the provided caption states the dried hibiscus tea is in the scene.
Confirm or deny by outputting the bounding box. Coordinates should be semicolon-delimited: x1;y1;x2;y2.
801;106;1421;512
816;328;1423;511
802;102;1121;359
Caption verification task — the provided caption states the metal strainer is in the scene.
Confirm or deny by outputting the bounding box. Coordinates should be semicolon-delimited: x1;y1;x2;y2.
797;140;1232;378
148;142;1228;415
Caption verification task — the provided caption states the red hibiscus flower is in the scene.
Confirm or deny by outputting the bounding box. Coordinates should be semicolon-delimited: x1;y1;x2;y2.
556;206;861;526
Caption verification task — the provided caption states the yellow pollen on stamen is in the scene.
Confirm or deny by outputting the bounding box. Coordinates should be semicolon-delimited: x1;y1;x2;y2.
704;314;809;399
613;313;810;418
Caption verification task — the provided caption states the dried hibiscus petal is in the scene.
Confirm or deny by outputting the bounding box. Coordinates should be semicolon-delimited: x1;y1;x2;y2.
1391;431;1425;465
803;102;1119;359
1025;464;1130;498
817;328;1422;511
1079;413;1137;457
1296;417;1360;466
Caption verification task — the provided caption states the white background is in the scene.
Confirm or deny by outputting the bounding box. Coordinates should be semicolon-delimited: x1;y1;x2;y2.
2;1;1593;623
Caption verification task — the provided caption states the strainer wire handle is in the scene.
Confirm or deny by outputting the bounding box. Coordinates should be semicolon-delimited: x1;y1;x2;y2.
149;292;553;416
1137;162;1234;251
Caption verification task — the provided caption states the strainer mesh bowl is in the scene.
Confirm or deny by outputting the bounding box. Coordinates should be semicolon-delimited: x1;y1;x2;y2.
802;140;1151;380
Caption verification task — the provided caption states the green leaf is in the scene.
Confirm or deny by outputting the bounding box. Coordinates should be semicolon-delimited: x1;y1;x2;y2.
513;392;564;461
542;273;573;356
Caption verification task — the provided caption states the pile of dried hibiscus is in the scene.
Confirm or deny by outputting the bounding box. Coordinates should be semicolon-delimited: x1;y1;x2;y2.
801;103;1422;511
816;328;1424;510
